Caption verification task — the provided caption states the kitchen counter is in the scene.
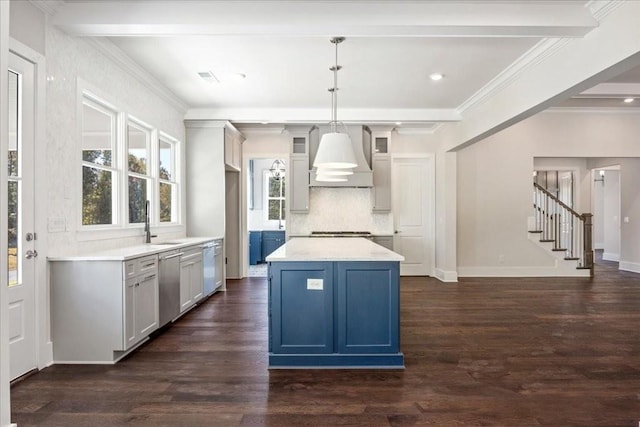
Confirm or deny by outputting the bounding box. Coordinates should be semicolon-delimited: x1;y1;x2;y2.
48;237;221;261
265;237;404;262
267;237;404;369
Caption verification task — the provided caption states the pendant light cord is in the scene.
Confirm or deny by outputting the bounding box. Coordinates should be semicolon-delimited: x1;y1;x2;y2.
329;37;344;133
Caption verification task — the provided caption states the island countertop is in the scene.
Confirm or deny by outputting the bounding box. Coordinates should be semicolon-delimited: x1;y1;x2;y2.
265;237;404;262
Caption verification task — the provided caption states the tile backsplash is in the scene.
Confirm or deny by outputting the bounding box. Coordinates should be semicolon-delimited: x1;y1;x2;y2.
289;188;393;235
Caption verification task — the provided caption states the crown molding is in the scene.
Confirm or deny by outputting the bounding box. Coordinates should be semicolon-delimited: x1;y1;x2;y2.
85;37;189;114
587;0;625;21
545;106;640;114
29;0;64;16
457;37;571;116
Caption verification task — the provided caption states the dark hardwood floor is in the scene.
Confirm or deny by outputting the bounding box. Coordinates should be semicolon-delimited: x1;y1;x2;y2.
11;254;640;426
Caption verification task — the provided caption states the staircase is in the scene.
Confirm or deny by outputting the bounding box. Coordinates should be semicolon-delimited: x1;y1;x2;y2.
529;183;594;277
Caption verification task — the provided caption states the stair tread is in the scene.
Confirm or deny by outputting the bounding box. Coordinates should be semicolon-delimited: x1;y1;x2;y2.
564;257;579;260
552;248;568;252
528;230;543;233
576;266;591;270
539;239;555;243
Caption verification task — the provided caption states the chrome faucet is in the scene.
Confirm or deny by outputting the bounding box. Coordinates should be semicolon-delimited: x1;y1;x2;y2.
144;200;156;243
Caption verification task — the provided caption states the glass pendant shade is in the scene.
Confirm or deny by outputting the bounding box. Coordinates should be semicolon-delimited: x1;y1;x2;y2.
313;132;357;169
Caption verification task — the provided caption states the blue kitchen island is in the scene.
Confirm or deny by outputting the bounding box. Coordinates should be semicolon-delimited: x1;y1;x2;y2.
266;237;405;369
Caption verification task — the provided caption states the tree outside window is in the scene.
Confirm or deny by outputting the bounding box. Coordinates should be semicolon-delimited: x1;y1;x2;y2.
267;173;285;222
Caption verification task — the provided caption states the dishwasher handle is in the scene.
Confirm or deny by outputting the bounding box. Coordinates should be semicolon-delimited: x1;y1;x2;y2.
160;252;184;261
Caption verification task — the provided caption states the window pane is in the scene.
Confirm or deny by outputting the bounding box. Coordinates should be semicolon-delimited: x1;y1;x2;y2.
82;102;113;167
159;140;172;180
82;166;113;225
8;180;19;286
281;200;286;220
8;71;18;176
128;176;148;223
280;177;285;197
268;200;280;220
128;124;148;174
269;177;280;198
159;182;173;223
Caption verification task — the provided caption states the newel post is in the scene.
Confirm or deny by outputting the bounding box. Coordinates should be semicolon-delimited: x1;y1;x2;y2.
582;213;594;277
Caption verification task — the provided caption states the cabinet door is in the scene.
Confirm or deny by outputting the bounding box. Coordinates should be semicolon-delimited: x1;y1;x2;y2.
372;157;391;212
190;258;204;302
124;278;137;349
262;231;285;259
179;261;193;312
269;262;334;354
336;262;399;354
136;272;159;338
290;156;309;212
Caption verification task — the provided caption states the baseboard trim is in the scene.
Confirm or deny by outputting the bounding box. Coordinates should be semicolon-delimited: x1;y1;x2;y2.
602;252;620;262
457;265;590;277
434;268;458;283
619;261;640;274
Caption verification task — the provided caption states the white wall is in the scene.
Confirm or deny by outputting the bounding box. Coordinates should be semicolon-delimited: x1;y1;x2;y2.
45;24;186;257
9;1;44;55
602;170;621;261
456;111;640;276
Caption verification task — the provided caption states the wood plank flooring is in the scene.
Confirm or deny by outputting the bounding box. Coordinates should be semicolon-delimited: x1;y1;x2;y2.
11;256;640;426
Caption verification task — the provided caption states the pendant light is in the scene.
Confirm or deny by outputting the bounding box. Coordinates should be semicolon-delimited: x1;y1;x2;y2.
313;37;357;178
269;159;285;180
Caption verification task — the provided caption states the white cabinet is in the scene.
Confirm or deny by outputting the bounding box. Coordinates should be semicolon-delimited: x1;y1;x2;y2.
50;254;159;363
225;127;242;171
287;126;315;213
290;156;310;212
371;132;391;212
180;247;204;312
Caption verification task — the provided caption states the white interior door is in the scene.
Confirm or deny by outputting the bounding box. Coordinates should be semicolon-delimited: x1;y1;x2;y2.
7;52;36;380
392;157;433;276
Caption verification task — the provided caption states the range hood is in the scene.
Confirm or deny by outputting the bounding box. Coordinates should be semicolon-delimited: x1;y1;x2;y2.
310;125;373;187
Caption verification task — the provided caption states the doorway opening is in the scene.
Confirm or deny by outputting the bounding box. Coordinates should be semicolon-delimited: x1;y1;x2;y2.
592;167;621;265
247;158;287;277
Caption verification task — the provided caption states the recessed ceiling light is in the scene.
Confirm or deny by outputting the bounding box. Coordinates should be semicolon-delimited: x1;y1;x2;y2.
623;97;635;103
429;73;444;81
395;122;402;126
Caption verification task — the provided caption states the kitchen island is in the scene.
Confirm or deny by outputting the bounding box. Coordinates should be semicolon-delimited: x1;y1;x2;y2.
266;237;405;368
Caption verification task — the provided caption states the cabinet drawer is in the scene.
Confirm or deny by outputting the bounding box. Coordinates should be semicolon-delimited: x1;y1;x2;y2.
181;247;202;263
124;255;158;279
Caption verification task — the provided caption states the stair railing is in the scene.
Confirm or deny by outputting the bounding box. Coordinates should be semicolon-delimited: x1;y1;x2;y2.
533;183;593;276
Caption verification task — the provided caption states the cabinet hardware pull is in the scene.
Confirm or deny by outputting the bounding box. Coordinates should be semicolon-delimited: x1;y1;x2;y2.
143;262;156;268
143;274;156;281
161;252;184;260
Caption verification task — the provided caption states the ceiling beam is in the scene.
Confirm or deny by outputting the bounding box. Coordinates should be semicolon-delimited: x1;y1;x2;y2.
51;1;597;38
577;82;640;97
437;1;640;152
185;107;461;124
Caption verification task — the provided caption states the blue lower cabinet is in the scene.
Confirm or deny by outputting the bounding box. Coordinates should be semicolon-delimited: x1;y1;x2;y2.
269;262;334;354
249;231;262;265
336;262;399;354
268;260;403;368
262;230;285;259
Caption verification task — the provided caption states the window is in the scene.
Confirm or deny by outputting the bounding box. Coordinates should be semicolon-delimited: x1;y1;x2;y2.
158;134;179;223
266;172;285;222
80;91;181;231
81;98;117;226
127;120;151;224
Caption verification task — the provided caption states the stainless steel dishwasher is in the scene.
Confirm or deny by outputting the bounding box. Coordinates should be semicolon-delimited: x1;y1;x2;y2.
158;249;183;327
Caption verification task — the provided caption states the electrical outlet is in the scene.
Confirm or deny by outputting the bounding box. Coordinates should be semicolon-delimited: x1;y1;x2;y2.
307;278;323;290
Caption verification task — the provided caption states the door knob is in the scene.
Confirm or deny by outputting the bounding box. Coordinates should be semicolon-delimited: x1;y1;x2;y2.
394;230;400;234
25;249;38;259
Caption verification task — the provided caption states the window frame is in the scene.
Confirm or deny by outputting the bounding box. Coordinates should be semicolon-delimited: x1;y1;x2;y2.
157;132;181;225
264;170;285;223
79;94;120;229
78;88;183;236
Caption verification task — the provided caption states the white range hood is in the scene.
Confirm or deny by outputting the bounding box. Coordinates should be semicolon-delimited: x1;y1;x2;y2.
310;126;373;187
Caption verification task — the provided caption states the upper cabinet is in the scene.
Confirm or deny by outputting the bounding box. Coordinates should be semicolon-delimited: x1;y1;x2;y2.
371;131;391;212
224;126;243;171
287;125;316;213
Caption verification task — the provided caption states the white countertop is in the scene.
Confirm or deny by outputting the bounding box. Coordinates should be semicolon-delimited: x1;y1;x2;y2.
48;237;222;261
265;237;404;262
